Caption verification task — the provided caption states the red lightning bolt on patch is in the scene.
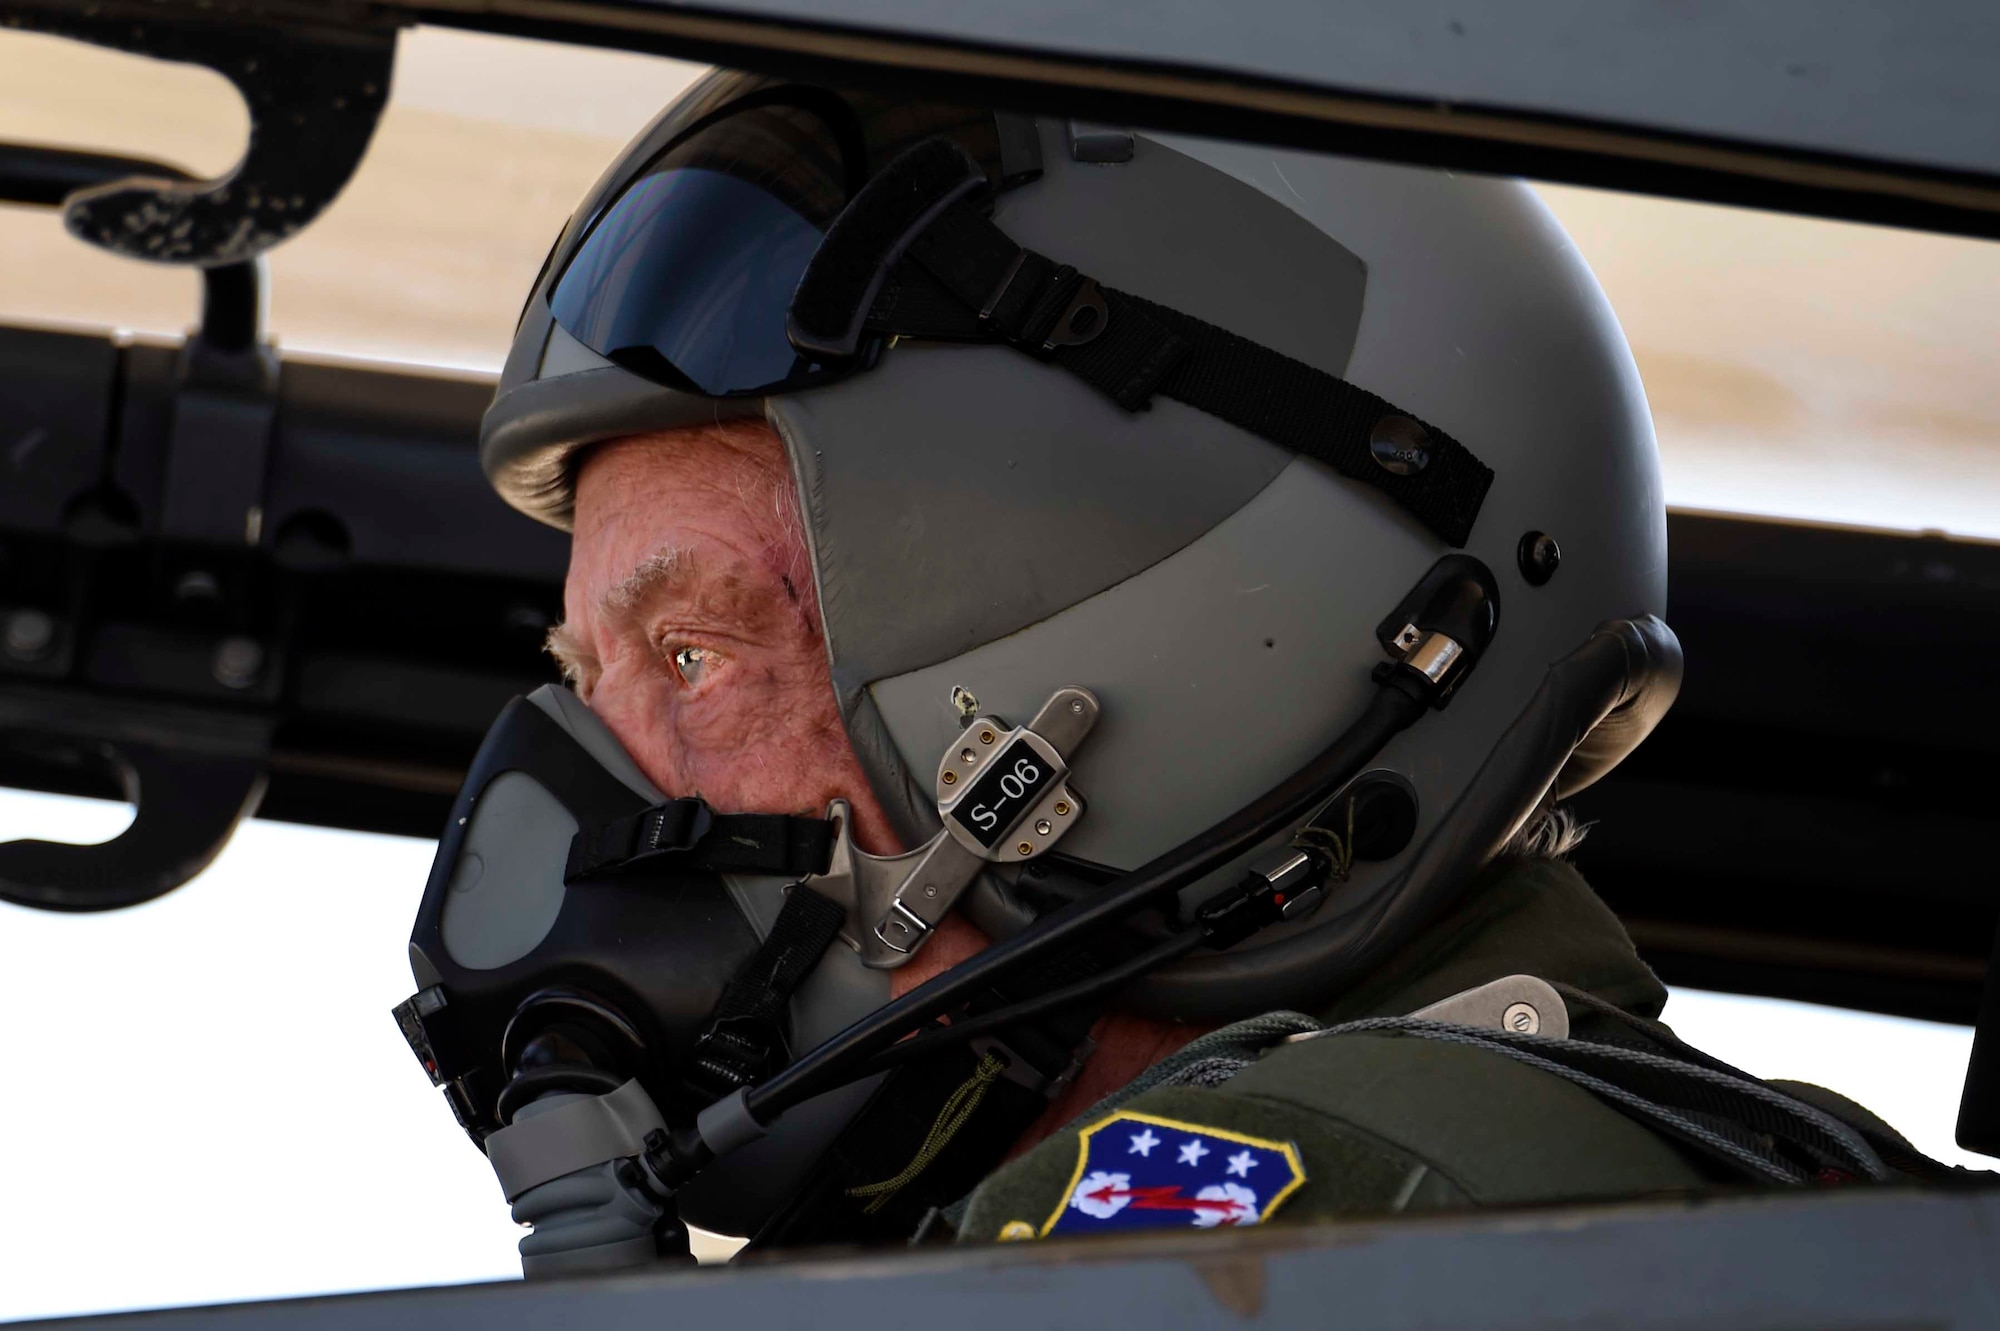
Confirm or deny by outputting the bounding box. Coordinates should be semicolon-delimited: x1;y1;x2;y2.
1085;1184;1247;1217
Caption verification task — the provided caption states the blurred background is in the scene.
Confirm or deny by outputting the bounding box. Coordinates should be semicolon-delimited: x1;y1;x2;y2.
0;23;1994;1323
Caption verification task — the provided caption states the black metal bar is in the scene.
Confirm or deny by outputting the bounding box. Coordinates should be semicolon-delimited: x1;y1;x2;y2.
18;1189;2000;1330
1959;921;2000;1155
393;0;2000;244
0;141;264;351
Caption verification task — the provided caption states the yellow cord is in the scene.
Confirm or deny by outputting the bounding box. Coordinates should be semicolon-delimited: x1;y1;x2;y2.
1291;795;1357;881
846;1052;1008;1214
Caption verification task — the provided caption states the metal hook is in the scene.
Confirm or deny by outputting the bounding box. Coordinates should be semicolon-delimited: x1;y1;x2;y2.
4;4;398;266
0;740;266;912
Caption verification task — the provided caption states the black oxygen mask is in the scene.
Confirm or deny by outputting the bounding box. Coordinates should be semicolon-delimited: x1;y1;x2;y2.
397;685;898;1246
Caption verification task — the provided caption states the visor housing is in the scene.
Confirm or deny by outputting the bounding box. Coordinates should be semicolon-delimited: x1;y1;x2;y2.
546;81;1031;398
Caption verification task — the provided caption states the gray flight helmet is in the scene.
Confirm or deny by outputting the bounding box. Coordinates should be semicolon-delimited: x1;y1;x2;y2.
483;91;1670;1024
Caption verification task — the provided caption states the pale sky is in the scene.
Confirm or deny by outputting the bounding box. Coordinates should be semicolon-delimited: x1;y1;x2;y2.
0;786;1987;1322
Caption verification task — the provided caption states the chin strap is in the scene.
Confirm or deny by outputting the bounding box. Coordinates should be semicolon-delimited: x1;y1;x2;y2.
683;884;848;1098
565;798;836;882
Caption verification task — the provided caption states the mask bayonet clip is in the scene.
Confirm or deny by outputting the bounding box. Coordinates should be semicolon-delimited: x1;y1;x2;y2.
807;685;1100;968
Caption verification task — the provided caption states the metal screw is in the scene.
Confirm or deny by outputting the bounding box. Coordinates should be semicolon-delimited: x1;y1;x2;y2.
1069;698;1085;714
941;770;958;785
3;609;55;662
979;729;996;745
1035;819;1052;835
922;883;937;898
960;748;977;763
1054;801;1071;817
1016;841;1034;856
212;636;265;690
1502;1001;1541;1035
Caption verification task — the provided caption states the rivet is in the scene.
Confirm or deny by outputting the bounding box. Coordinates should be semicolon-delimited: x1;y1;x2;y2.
3;608;55;662
1054;801;1071;816
1016;841;1034;856
1517;530;1562;586
979;729;996;745
941;770;958;785
923;883;938;898
1035;819;1052;835
1069;698;1085;714
1502;1001;1541;1035
960;748;977;763
212;636;265;690
1369;414;1432;476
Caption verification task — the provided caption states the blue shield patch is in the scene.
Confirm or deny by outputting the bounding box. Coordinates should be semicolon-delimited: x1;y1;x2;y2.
1041;1110;1306;1236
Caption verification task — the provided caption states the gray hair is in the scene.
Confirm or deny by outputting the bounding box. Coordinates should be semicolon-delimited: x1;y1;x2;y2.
1499;798;1591;861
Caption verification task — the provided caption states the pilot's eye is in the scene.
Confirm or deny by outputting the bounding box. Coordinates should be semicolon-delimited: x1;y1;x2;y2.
672;644;720;687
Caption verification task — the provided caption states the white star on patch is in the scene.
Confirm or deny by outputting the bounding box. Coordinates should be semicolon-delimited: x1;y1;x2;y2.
1177;1138;1210;1166
1226;1149;1258;1177
1127;1128;1161;1157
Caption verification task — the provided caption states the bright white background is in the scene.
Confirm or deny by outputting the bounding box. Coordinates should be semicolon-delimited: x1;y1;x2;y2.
0;786;1988;1323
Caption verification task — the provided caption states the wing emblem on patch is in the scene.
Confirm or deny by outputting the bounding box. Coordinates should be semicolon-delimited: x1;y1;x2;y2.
1040;1111;1306;1237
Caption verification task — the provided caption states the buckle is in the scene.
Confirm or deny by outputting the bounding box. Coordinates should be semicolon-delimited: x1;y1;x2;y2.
1041;278;1108;351
978;248;1030;324
687;1015;786;1094
645;799;714;854
874;898;934;955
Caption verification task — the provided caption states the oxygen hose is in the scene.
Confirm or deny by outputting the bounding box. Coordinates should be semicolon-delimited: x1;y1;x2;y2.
740;680;1428;1127
858;929;1210;1076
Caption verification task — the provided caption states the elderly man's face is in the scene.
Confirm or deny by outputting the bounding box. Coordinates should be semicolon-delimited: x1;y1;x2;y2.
549;421;902;858
551;420;994;990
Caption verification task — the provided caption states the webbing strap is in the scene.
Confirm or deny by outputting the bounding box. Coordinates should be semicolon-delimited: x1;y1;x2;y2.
873;197;1494;547
685;885;848;1097
566;799;835;883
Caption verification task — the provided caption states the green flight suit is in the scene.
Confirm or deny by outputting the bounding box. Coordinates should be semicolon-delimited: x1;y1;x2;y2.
955;857;1721;1242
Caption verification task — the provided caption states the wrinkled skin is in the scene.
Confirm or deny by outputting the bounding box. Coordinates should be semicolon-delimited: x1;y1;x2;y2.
551;421;1202;1140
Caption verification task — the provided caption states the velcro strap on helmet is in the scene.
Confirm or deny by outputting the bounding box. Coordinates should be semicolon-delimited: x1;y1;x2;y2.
566;799;836;882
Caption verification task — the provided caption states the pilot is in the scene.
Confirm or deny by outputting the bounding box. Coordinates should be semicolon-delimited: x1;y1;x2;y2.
396;75;1948;1271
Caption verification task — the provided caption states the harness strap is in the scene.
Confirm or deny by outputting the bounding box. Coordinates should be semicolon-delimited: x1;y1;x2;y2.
566;799;835;882
1287;1013;1894;1184
1551;981;1974;1185
684;885;848;1098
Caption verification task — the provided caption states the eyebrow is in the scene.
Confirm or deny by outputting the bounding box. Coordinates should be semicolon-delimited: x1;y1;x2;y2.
603;546;697;617
542;547;697;687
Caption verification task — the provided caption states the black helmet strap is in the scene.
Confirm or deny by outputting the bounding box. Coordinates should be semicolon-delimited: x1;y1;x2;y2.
789;137;1495;548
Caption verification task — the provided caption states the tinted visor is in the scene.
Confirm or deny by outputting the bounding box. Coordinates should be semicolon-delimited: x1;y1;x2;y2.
548;84;1027;399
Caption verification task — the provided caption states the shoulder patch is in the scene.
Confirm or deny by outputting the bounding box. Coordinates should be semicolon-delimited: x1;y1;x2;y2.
1040;1110;1306;1237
